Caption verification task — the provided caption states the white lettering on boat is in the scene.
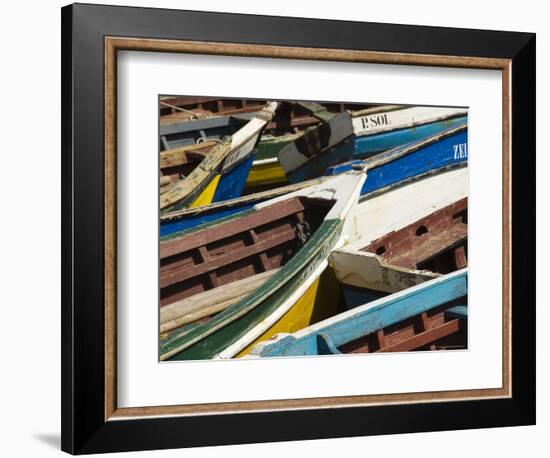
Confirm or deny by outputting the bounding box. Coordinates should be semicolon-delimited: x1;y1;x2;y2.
453;142;468;159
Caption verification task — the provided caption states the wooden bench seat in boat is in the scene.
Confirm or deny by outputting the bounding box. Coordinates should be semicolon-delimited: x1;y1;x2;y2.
160;269;279;333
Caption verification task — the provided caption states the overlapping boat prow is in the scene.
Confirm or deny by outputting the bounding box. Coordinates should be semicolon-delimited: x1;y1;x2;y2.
244;191;470;359
159;168;367;361
159;176;334;239
324;122;468;198
160;102;278;212
278;105;468;183
253;164;367;222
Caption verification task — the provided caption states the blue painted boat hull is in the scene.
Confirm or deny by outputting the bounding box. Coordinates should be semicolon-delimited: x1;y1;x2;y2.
354;115;467;158
286;138;356;184
213;154;256;203
160;154;256;238
286;116;467;183
161;158;467;240
161;126;468;238
342;286;388;310
252;269;468;357
160;202;256;239
326;130;468;195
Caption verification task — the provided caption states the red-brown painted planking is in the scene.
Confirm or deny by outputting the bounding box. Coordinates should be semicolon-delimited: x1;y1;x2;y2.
160;197;306;259
160;228;296;289
362;198;468;272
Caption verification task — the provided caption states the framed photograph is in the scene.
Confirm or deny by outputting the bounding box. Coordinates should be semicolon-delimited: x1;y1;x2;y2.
61;3;536;454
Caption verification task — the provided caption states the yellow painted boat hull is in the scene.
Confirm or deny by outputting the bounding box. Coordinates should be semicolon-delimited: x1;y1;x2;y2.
190;174;221;208
236;265;342;357
245;161;287;188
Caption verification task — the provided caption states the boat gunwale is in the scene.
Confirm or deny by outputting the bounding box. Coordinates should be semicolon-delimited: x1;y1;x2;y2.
160;196;311;259
351;107;468;137
160;138;232;211
160;175;330;221
358;162;467;203
160;218;343;360
249;268;468;357
281;114;467;179
361;122;467;171
159;112;254;137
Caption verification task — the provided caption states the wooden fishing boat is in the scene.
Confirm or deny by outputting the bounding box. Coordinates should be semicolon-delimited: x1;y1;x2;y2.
159;99;377;189
338;303;467;354
279;111;467;184
159;169;367;361
326;123;468;196
160;176;333;239
352;113;467;161
350;165;468;248
159;110;284;190
160;102;278;212
329;193;467;309
162;158;467;242
351;105;467;137
244;102;365;189
247;269;467;357
160;107;293;191
160;100;371;149
159;99;385;190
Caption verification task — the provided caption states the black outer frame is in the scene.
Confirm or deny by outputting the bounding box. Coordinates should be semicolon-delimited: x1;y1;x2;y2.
61;3;536;454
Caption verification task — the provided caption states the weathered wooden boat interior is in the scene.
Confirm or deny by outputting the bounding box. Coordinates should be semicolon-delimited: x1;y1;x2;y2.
262;101;370;136
160;269;279;334
160;115;250;151
160;196;334;308
160;96;375;133
160;97;270;123
337;301;467;354
160;141;216;181
361;198;468;274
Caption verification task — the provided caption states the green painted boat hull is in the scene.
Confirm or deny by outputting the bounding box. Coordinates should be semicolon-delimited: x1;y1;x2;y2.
161;219;343;360
255;133;299;162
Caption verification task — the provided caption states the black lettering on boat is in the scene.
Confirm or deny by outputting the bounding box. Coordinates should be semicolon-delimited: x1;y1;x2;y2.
360;113;390;130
